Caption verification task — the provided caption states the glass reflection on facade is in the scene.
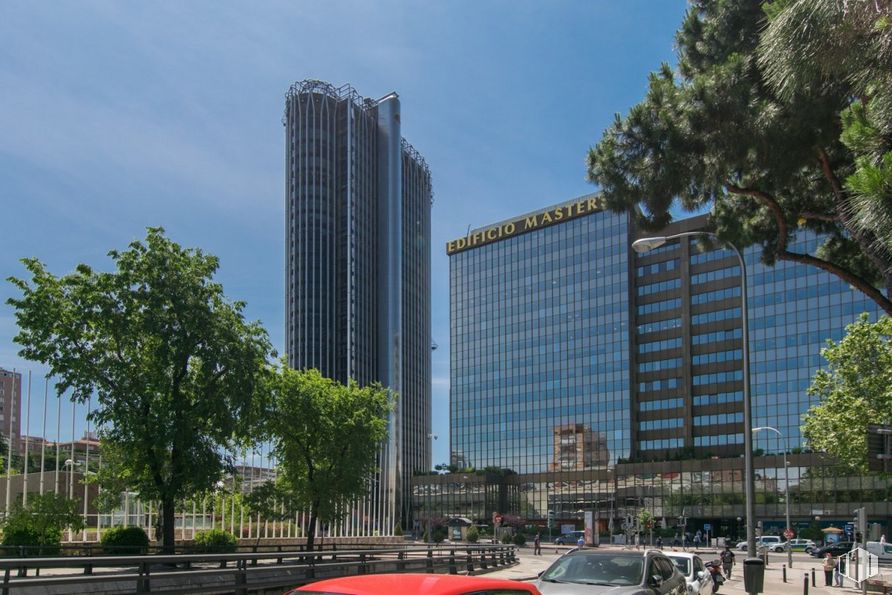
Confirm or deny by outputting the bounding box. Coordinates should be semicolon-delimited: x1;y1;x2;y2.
449;195;630;475
417;199;892;542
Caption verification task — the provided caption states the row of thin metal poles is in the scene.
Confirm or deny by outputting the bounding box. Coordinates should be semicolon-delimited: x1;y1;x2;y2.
7;368;396;542
5;369;311;543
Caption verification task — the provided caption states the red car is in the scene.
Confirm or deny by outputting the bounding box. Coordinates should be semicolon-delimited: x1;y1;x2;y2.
287;573;541;595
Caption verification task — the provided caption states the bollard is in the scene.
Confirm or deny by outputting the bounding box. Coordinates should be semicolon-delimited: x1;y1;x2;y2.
811;568;815;587
804;572;809;595
783;563;787;583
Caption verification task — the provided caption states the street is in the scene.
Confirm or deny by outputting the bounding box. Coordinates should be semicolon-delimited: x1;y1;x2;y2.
484;545;874;594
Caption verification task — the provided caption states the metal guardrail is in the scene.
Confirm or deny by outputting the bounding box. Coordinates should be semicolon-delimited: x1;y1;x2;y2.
0;541;396;558
0;544;517;594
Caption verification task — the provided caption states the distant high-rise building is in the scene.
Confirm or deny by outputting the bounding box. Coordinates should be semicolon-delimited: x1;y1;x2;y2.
283;80;432;533
0;369;22;457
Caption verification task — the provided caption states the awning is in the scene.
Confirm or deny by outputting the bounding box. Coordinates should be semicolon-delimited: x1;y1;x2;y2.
446;517;473;526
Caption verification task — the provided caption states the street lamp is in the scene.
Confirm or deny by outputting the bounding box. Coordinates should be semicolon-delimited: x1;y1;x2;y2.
632;232;756;563
754;426;792;568
62;458;82;500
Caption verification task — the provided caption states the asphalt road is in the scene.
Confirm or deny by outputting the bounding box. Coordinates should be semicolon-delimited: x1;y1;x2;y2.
485;545;872;594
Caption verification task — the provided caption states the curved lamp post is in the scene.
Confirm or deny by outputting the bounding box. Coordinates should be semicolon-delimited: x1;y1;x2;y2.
754;425;792;569
632;232;756;562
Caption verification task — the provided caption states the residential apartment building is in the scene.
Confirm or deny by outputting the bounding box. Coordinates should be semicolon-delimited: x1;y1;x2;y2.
0;368;22;456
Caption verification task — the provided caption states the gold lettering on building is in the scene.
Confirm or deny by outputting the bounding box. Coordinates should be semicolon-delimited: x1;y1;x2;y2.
446;196;602;255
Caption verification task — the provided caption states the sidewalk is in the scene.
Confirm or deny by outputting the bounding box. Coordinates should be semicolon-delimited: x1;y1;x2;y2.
484;545;867;594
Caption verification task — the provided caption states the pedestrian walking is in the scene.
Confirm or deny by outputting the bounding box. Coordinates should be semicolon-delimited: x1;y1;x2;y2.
656;536;663;549
836;555;846;587
823;553;837;586
693;532;702;548
705;561;722;592
534;533;541;555
720;546;735;578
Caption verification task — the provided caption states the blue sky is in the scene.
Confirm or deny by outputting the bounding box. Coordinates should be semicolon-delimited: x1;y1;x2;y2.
0;1;688;465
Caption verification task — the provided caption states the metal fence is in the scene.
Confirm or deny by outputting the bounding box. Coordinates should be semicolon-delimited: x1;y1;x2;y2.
0;544;517;594
2;370;381;542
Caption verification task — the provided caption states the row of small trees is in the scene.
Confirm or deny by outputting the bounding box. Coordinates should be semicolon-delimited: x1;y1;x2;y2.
7;229;392;552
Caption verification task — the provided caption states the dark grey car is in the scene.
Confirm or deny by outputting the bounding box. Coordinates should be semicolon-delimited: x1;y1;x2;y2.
535;549;686;595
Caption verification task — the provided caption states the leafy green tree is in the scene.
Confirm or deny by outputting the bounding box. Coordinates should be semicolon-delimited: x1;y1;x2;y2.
6;228;272;553
638;509;655;546
587;0;892;314
1;492;84;556
255;366;391;551
803;314;892;470
243;475;300;547
759;0;892;267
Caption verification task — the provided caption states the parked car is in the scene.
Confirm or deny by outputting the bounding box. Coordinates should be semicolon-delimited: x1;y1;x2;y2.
770;539;816;553
554;530;586;545
736;536;782;551
667;552;715;595
866;541;892;560
811;541;855;558
287;574;542;595
535;548;686;594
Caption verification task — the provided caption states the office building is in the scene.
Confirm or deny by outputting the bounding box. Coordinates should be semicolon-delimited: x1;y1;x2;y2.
0;368;22;457
416;194;887;540
284;80;432;534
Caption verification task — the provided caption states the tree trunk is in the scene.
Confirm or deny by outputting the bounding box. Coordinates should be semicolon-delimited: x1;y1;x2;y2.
306;511;317;552
161;495;177;554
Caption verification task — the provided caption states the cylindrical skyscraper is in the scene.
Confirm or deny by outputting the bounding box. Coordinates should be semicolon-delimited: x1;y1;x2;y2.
283;80;432;535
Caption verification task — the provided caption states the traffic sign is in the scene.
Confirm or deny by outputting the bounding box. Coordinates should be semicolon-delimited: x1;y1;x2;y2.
783;528;794;539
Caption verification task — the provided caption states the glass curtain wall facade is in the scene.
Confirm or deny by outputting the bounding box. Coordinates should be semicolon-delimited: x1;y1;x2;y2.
449;195;630;475
285;80;432;535
423;200;890;542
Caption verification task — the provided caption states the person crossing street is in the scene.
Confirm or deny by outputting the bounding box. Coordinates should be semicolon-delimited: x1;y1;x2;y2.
720;545;735;578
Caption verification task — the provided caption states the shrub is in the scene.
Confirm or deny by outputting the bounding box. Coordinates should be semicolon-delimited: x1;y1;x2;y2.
1;525;61;556
0;493;81;557
193;529;238;553
101;526;149;555
394;523;403;536
432;528;447;543
466;526;479;543
501;534;514;545
513;533;527;546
